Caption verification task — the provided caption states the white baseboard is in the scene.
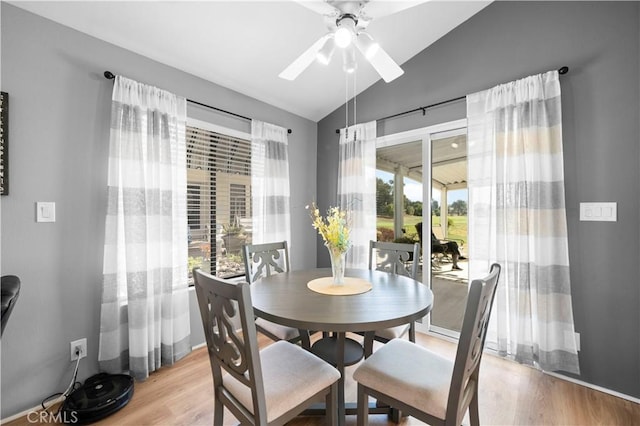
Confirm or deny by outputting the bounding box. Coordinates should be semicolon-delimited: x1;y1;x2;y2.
544;371;640;404
191;342;207;351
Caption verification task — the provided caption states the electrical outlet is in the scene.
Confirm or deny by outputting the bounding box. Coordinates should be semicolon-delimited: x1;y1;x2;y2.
70;338;87;361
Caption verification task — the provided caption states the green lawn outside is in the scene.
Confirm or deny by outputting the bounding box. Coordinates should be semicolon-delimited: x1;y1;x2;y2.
376;215;423;233
377;214;468;244
436;215;468;244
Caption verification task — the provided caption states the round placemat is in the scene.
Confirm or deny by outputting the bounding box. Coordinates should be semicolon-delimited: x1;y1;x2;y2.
307;276;373;295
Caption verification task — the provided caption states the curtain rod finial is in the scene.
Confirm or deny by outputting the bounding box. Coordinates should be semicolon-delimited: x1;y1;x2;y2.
104;71;115;80
558;66;569;75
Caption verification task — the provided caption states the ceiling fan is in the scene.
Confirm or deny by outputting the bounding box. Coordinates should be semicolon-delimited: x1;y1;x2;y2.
279;0;413;83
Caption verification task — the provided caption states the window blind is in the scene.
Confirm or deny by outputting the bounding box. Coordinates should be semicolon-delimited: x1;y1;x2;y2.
186;125;252;279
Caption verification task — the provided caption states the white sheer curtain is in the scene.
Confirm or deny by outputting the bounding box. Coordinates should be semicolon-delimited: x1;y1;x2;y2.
251;120;291;247
338;121;377;269
99;76;191;380
467;70;579;374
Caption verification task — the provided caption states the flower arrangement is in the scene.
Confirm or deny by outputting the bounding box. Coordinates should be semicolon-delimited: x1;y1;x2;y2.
307;202;351;285
306;202;351;253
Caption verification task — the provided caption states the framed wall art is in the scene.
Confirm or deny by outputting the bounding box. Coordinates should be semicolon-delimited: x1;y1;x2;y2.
1;91;7;195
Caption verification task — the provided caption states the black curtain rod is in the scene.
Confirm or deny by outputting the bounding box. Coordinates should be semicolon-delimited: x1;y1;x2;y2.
104;71;292;134
335;66;569;134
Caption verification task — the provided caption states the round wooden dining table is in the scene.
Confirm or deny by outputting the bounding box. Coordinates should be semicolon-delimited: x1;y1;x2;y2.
251;267;433;425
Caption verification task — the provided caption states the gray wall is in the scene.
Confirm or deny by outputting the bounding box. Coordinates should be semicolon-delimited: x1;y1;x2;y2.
0;4;318;418
317;1;640;398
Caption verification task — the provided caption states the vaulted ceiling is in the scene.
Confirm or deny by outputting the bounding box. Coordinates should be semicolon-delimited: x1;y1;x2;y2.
11;1;491;122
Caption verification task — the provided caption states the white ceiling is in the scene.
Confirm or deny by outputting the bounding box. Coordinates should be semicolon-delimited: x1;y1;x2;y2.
10;0;491;122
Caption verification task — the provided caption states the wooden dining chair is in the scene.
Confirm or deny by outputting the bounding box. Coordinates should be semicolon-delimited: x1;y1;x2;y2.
353;263;501;426
241;241;305;344
193;268;340;426
364;240;421;356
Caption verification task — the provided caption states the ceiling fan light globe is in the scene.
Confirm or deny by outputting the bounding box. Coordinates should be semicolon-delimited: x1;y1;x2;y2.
343;46;357;73
335;27;352;48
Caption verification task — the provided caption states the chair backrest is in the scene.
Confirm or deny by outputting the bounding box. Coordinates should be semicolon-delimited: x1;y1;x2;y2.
1;275;21;336
193;268;269;423
446;263;501;424
415;222;423;243
242;241;290;284
368;240;420;279
432;226;446;240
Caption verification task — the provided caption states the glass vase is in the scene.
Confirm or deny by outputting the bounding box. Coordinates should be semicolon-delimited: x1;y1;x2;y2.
327;247;346;286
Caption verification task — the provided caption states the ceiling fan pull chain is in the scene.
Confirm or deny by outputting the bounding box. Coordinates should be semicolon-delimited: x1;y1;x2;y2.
345;71;349;140
353;71;357;141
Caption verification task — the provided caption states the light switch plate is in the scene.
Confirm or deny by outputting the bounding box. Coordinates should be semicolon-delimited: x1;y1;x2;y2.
579;202;616;222
36;202;56;223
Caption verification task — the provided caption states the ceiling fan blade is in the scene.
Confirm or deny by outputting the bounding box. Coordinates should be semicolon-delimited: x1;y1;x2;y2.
362;1;428;20
359;42;404;83
279;34;333;81
295;0;340;17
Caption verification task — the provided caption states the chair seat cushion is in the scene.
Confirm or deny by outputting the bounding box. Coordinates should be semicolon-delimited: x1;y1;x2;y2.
353;338;453;420
255;317;300;341
224;340;340;422
374;324;410;341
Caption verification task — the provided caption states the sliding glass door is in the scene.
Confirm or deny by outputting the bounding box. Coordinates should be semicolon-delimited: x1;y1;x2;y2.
376;119;468;337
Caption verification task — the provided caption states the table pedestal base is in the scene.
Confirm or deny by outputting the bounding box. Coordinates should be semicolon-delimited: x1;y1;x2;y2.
310;336;364;366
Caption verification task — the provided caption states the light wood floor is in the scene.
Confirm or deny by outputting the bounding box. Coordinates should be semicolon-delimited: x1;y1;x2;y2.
6;332;639;425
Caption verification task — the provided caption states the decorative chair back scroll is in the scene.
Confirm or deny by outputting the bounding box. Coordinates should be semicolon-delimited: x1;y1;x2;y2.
242;241;290;284
369;240;420;279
